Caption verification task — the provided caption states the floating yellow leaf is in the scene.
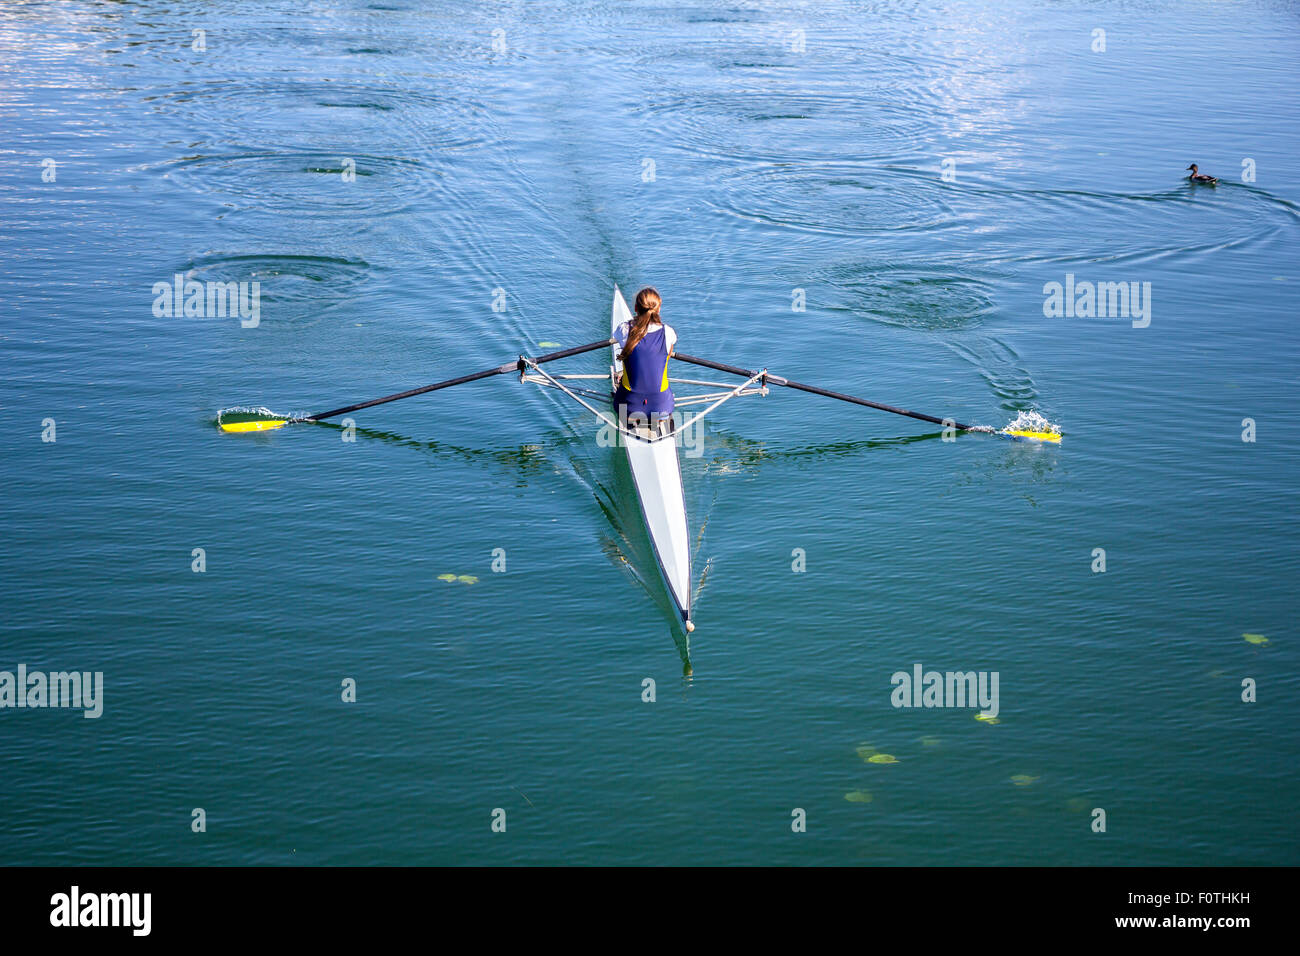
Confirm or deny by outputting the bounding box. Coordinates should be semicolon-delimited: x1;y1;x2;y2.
1242;633;1269;646
975;713;1001;724
437;574;458;582
538;341;562;348
867;753;898;764
844;790;873;804
919;736;941;748
1010;774;1038;787
457;575;479;585
855;744;878;761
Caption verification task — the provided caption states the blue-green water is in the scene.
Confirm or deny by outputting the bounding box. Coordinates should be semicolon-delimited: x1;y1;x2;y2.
2;0;1297;865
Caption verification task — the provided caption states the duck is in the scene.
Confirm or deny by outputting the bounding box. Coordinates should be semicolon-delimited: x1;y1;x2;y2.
1186;164;1218;185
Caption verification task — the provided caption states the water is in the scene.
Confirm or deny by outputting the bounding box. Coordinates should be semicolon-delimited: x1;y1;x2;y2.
2;0;1297;865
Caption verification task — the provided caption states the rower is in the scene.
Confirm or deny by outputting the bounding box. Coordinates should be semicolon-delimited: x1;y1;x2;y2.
614;286;677;436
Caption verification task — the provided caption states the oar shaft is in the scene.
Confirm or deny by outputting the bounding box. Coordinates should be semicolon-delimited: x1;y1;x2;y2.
299;338;612;423
671;352;985;433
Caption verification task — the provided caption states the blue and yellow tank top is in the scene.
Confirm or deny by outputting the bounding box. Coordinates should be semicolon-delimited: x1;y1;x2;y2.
615;324;675;416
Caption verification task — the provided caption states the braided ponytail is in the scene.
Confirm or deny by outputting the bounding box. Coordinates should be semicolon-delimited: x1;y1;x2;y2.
621;286;662;362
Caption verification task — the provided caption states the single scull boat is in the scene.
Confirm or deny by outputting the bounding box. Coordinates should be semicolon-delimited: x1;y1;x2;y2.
610;288;694;631
218;287;1059;631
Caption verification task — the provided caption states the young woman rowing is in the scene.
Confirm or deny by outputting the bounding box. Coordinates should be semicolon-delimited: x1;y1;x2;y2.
613;286;677;432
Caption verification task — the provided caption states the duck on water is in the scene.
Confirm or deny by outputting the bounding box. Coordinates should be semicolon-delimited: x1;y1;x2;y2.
1186;164;1218;185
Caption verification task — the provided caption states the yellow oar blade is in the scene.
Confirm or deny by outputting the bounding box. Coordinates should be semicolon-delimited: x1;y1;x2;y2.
1003;429;1061;443
216;406;292;433
220;418;289;433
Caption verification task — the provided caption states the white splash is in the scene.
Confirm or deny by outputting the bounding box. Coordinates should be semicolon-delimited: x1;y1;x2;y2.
1002;410;1060;436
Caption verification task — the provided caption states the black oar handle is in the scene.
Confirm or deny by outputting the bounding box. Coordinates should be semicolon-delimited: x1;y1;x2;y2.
298;337;613;423
672;352;987;433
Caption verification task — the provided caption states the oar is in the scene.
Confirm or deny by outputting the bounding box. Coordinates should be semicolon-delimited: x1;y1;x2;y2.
671;353;1060;443
219;338;614;433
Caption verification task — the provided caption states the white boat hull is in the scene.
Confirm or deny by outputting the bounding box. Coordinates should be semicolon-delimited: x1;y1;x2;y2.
612;288;692;629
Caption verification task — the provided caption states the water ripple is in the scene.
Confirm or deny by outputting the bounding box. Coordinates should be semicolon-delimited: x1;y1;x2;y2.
142;79;493;153
147;150;445;219
818;264;996;332
705;160;955;236
180;252;371;327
